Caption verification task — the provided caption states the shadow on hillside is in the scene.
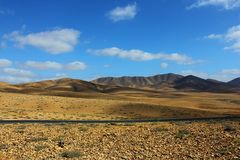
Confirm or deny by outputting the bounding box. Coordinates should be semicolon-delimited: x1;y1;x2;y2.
106;103;224;119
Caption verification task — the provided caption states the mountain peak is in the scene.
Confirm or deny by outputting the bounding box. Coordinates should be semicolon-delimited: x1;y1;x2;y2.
228;77;240;87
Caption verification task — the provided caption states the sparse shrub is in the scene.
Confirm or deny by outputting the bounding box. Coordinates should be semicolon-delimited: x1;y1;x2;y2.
223;125;236;132
53;136;64;142
0;144;8;150
15;125;27;133
121;123;134;126
215;147;234;155
175;129;190;139
35;145;49;151
154;127;168;132
44;124;53;127
60;151;81;158
57;123;67;126
172;121;187;126
26;137;48;142
216;148;228;155
79;126;88;132
234;138;240;145
88;124;97;127
109;123;117;126
16;125;27;130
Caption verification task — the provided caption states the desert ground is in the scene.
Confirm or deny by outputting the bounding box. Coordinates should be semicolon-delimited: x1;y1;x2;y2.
0;91;239;159
0;90;239;120
0;120;239;159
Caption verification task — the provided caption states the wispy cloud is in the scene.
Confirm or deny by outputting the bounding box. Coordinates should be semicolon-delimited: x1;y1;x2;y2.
55;73;67;78
25;60;87;71
180;70;234;82
4;28;80;54
204;34;223;39
65;61;86;70
0;59;12;67
88;47;200;65
2;68;35;77
222;69;240;75
160;62;168;69
188;0;240;10
205;24;240;53
25;61;63;70
181;70;209;78
107;3;137;22
0;76;32;84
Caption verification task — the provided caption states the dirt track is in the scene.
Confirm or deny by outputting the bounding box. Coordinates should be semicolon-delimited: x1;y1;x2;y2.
0;116;239;124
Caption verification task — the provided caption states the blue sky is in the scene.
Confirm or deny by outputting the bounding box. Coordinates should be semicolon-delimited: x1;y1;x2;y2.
0;0;240;83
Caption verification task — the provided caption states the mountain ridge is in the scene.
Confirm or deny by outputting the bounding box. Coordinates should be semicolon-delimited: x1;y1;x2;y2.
0;73;239;93
92;73;240;92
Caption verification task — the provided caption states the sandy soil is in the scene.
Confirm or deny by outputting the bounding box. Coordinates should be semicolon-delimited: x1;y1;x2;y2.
0;91;239;120
0;120;239;159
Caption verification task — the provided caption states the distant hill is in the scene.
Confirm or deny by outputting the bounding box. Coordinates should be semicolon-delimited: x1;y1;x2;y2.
93;74;240;93
0;82;21;92
0;74;239;94
228;78;240;87
92;73;183;89
174;75;236;92
18;78;103;92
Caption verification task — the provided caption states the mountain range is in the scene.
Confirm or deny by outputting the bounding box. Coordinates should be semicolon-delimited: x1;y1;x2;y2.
0;73;239;94
92;73;240;92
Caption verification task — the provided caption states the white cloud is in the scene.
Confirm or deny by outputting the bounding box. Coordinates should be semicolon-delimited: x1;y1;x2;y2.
206;24;240;53
25;61;63;70
107;3;137;22
25;60;86;71
88;47;199;65
2;68;35;77
65;61;86;70
160;62;168;69
204;34;223;39
224;25;240;52
222;69;240;75
4;28;80;54
188;0;240;10
225;25;240;41
0;59;12;67
181;70;236;82
55;73;67;78
181;70;209;78
0;76;32;84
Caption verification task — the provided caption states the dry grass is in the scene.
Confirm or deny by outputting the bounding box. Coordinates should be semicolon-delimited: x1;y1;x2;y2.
0;91;239;120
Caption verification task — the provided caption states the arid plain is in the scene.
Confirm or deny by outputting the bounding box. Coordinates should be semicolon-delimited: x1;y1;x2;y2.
0;76;239;159
0;90;239;120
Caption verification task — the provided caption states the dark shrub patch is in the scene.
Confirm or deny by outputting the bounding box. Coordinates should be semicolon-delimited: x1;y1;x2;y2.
175;129;191;139
60;151;81;158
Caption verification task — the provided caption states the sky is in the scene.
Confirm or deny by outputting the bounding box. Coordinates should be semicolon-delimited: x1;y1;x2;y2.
0;0;240;83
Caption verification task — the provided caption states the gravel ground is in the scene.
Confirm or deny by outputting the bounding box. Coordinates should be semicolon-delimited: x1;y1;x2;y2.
0;120;239;160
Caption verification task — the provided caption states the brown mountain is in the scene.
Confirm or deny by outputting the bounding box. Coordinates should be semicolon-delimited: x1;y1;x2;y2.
3;78;142;96
173;75;236;92
228;78;240;87
93;74;240;93
92;73;183;89
0;74;239;94
18;78;103;92
0;82;21;92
